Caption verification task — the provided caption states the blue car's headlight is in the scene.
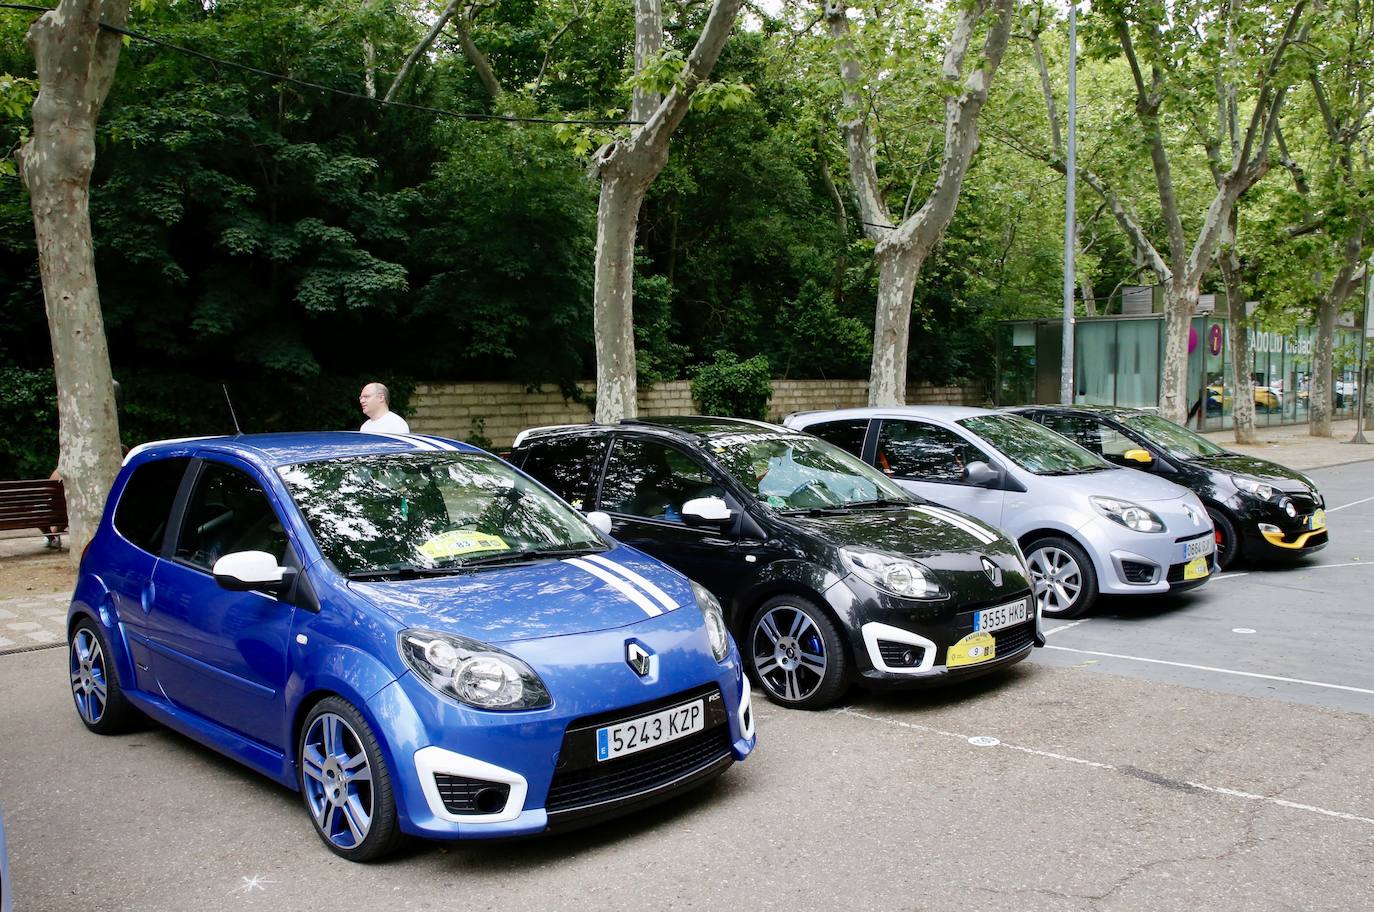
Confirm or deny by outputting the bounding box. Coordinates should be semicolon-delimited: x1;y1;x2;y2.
692;581;730;662
399;628;551;710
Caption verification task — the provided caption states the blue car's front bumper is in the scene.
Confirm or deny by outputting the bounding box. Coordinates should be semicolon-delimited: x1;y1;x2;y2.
368;620;755;841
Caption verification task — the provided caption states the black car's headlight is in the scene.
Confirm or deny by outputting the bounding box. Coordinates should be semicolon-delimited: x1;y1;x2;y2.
841;548;947;599
399;628;551;710
1235;476;1276;501
1090;496;1165;533
693;581;730;662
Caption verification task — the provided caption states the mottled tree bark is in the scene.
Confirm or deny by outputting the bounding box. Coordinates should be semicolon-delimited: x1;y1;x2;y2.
1219;213;1257;442
590;0;744;422
15;0;130;564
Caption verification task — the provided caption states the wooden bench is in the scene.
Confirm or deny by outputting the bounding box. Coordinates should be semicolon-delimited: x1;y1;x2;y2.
0;479;68;536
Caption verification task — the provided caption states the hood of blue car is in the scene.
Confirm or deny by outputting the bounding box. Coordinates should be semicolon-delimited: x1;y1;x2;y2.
347;549;696;644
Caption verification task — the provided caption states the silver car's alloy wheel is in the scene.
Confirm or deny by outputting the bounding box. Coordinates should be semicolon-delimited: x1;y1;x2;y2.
69;628;108;724
1028;546;1083;614
302;712;374;850
751;605;828;703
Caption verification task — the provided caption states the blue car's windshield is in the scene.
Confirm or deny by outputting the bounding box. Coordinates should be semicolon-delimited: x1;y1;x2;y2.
959;414;1111;475
279;453;603;576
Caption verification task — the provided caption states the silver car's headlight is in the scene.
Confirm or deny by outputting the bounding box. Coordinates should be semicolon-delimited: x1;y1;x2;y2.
841;548;947;599
1235;476;1276;500
693;581;730;662
1090;496;1165;533
399;628;551;710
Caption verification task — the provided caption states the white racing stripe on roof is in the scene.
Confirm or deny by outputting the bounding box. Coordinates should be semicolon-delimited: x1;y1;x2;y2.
370;432;438;450
563;558;663;617
584;554;680;612
914;505;999;544
411;434;462;451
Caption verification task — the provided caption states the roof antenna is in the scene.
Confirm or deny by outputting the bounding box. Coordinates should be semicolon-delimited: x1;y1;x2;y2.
222;384;243;436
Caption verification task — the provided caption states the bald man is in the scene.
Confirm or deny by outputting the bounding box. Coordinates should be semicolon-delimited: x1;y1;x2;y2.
358;382;410;434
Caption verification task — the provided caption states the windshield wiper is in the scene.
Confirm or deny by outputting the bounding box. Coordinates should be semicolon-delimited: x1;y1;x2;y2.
453;546;607;568
836;497;913;510
347;565;468;581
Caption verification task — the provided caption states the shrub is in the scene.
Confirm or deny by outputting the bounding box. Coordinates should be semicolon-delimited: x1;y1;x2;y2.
689;351;772;420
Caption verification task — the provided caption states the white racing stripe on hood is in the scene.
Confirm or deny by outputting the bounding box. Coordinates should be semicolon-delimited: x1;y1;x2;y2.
563;558;663;617
584;554;680;612
914;505;999;545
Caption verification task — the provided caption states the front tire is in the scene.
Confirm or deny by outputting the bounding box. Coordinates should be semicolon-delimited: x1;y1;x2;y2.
1207;507;1240;571
69;617;138;734
299;697;403;862
1025;536;1098;620
746;595;848;710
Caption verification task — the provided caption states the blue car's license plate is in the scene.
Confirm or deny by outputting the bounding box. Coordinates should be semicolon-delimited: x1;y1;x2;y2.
596;699;704;762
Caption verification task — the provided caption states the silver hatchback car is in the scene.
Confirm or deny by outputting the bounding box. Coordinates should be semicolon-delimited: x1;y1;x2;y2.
784;407;1216;619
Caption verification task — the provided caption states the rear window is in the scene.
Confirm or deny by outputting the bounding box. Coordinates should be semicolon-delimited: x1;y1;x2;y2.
516;434;607;510
805;419;869;457
113;458;190;554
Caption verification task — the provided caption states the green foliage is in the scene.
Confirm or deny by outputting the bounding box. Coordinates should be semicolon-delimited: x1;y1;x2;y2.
0;367;58;478
690;351;772;420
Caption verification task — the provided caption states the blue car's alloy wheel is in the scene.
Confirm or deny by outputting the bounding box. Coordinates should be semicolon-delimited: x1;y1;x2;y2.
747;596;848;710
68;618;136;735
298;698;402;861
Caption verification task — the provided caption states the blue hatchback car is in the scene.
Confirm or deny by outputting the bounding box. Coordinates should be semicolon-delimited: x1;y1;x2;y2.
68;433;755;860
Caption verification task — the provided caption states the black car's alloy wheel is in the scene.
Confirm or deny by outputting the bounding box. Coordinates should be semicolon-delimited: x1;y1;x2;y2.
1025;535;1098;620
1207;508;1240;571
746;595;848;709
299;696;404;861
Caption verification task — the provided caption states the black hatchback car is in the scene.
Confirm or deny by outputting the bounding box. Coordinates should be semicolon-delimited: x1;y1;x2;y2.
1011;406;1327;569
510;417;1043;709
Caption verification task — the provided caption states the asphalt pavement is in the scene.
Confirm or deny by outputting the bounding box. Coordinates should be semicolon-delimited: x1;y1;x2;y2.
2;463;1373;911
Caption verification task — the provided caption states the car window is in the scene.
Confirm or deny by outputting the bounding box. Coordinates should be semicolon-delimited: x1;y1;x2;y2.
113;457;191;554
874;420;990;483
957;414;1111;475
517;434;607;510
1041;415;1136;458
707;431;911;509
175;462;289;572
806;419;869;458
1116;412;1226;460
599;438;724;523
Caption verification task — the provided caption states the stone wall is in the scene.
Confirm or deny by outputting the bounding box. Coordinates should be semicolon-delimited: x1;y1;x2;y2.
408;378;985;448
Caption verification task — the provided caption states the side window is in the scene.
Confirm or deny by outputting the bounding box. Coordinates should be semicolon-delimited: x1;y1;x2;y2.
1042;416;1135;458
175;462;288;572
599;438;722;523
807;419;869;458
875;420;989;483
517;435;606;510
113;458;192;554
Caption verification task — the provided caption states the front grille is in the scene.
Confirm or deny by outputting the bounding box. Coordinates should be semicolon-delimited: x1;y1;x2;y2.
1289;491;1319;513
545;725;732;813
992;622;1035;656
1121;560;1158;584
433;775;510;815
878;640;926;667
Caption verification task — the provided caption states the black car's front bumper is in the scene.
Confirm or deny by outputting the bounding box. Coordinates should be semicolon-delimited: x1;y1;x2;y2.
1233;492;1328;560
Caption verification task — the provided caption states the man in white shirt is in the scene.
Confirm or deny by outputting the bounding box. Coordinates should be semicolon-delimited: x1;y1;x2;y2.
358;382;411;434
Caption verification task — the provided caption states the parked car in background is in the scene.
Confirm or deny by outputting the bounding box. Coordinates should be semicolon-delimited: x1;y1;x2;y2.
785;407;1216;620
70;433;754;861
1010;405;1327;570
511;417;1042;710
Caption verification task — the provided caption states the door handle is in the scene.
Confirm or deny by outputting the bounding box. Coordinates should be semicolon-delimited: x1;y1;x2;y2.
141;581;156;614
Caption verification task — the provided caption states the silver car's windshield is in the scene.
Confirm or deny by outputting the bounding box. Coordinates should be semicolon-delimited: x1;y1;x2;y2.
707;432;912;511
279;453;603;576
1118;413;1226;461
959;414;1112;475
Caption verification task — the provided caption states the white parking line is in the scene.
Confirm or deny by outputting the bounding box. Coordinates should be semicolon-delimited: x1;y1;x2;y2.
1043;618;1092;636
1042;644;1374;696
1327;494;1374;513
836;707;1374;827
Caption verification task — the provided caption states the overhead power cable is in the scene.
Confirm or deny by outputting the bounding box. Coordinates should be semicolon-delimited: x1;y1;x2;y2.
0;3;643;126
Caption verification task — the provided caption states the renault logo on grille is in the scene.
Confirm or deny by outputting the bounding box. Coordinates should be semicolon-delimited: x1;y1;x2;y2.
626;641;653;677
1183;503;1202;526
981;557;1003;587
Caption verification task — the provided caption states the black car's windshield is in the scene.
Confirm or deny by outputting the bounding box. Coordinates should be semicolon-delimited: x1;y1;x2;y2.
959;414;1111;475
707;432;912;511
279;453;603;576
1117;412;1226;461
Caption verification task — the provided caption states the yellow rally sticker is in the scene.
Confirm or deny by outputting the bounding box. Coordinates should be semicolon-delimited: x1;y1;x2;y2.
1310;509;1326;530
1183;556;1210;580
946;632;996;668
417;531;509;562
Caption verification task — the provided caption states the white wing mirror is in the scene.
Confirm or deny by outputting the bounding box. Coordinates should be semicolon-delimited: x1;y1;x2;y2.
212;551;291;592
682;496;733;528
585;511;614;535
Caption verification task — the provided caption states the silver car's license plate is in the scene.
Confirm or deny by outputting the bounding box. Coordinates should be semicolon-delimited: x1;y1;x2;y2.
1181;536;1214;560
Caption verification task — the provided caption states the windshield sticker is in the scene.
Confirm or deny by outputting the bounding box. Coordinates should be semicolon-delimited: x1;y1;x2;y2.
417;531;510;562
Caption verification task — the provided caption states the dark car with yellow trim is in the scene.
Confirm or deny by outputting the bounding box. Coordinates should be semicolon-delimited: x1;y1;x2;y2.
1011;406;1327;570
